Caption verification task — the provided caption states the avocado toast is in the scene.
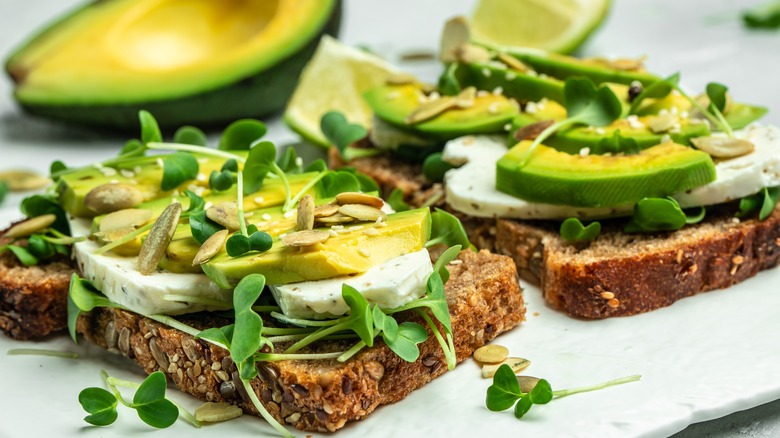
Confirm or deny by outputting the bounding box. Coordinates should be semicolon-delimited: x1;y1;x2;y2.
327;29;780;319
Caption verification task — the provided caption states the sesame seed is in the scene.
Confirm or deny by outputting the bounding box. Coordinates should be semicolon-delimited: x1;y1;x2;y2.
448;259;463;265
503;123;512;131
134;166;143;174
204;202;213;210
387;91;400;100
101;167;117;177
328;230;338;237
284;210;295;219
477;90;489;98
732;217;741;224
525;102;538;114
680;111;689;119
595;128;606;135
363;228;379;236
377;222;388;227
429;91;441;100
196;173;206;182
295;157;303;167
488;103;500;114
120;169;135;178
349;225;364;232
579;147;591;157
331;225;344;230
481;68;491;78
254;196;265;204
526;70;538;77
262;213;272;221
732;255;744;265
492;86;503;96
156;158;165;168
505;71;517;81
358;248;371;257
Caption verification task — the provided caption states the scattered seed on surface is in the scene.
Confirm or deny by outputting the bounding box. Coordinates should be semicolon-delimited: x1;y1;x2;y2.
297;195;315;231
481;357;531;378
0;170;50;191
3;214;57;238
138;203;182;275
192;229;229;266
194;402;243;423
473;344;509;364
335;192;385;209
281;230;330;247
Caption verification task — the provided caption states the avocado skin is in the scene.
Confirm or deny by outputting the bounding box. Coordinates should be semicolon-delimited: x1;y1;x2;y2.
505;51;660;87
7;2;342;130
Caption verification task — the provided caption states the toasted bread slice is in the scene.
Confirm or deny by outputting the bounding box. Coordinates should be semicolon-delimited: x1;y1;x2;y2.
333;151;780;318
76;249;524;432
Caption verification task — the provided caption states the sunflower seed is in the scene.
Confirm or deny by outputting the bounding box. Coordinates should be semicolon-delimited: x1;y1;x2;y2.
314;203;340;218
335;192;385;209
281;230;330;247
138;202;182;275
297;195;315;231
316;213;355;224
385;72;417;86
338;204;387;222
517;376;542;393
473;344;509;364
608;57;645;71
84;183;144;214
455;87;477;109
497;53;530;73
440;15;471;63
206;202;240;231
405;96;457;125
456;44;492;64
3;214;57;238
99;208;154;233
192;229;229;266
0;170;50;191
481;357;531;378
691;136;755;158
194;402;243;423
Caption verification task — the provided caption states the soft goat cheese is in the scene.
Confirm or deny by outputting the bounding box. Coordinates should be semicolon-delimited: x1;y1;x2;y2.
270;248;433;320
442;125;780;220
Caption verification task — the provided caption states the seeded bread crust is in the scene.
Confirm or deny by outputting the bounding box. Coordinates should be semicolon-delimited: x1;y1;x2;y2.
335;152;780;318
77;250;524;432
0;232;73;339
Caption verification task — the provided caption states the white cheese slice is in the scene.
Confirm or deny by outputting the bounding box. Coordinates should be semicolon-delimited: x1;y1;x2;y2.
270;248;433;320
442;135;633;219
674;124;780;207
70;218;230;316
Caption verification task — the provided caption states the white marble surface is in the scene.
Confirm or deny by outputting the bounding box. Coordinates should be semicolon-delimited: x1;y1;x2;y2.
1;0;780;437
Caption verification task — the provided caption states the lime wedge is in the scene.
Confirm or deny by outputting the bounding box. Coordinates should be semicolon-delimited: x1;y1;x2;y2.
470;0;611;54
284;36;400;147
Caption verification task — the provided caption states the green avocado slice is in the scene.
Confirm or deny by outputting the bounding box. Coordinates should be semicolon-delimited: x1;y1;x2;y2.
496;141;716;208
5;0;341;129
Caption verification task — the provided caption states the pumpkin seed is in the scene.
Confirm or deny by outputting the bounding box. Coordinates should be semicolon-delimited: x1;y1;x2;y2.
194;402;243;423
84;183;144;214
297;195;315;231
455;87;477;109
314;203;340;218
517;376;542;393
439;16;471;63
691;136;755;158
609;57;645;71
335;192;385;209
386;72;417;86
316;213;355;224
338;204;387;222
514;120;555;141
481;357;531;378
95;227;135;244
281;230;330;247
99;208;154;233
406;96;457;125
647;113;678;134
206;202;240;231
3;214;57;238
138;202;182;275
192;229;229;266
473;344;509;364
456;43;492;64
0;170;50;191
497;53;530;73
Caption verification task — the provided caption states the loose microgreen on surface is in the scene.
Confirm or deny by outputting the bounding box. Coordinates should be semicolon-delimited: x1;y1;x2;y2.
743;0;780;29
518;77;622;166
486;364;641;420
79;387;119;426
130;372;179;428
560;217;601;242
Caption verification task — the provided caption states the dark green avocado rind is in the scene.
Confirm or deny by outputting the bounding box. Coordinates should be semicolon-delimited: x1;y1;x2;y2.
442;62;565;103
6;2;342;130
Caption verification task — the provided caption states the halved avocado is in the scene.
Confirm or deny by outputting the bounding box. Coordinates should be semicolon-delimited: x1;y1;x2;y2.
511;100;710;153
496;140;716;207
364;83;519;139
6;0;341;129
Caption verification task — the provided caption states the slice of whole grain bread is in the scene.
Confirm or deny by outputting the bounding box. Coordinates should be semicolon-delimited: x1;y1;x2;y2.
76;249;524;433
335;151;780;318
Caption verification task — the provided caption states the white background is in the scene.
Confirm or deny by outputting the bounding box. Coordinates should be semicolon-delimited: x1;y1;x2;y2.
1;0;780;437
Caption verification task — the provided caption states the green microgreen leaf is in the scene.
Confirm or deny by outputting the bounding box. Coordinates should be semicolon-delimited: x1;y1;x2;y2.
20;194;69;234
385;321;427;362
432;244;462;284
422;152;455;182
189;211;223;245
337;167;381;193
628;72;680;114
0;181;7;205
386;188;411;212
739;187;780;220
131;372;178;428
674;83;733;136
67;274;121;343
321;111;368;156
486;364;522;411
276;147;303;174
373;305;399;343
218;119;267;151
390;270;452;335
79;387;119;426
139;110;163;144
173;126;208;146
230;274;268;380
226;233;251;257
685;206;707;224
248;231;273;252
27;234;55;259
182;190;205;213
427;208;471;249
624;197;687;233
2;245;38;266
438;62;463;95
161;152;199;191
242;140;277;194
595;130;640;155
119;139;147;158
513;395;534;418
196;324;234;347
209;170;235;191
519;77;622;166
560;218;601;243
49;160;68;181
305;159;328;173
222;159;239;173
706;82;729;113
317;171;361;198
530;379;554;404
743;0;780;29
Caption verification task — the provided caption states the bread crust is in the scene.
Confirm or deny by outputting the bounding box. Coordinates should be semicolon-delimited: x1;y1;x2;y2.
77;250;524;432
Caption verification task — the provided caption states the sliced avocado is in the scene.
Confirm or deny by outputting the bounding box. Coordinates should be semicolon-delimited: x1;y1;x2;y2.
496;141;716;207
202;208;432;288
443;61;564;103
511;100;710;152
364;83;519;139
635;93;767;130
5;0;341;129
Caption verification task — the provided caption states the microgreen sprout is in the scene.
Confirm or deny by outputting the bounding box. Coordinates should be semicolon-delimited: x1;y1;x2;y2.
225;172;274;257
624;197;705;233
321;111;381;161
737;186;780;220
7;348;79;359
627;72;680;115
426;208;472;250
422;152;455;182
486;364;641;419
173;125;208;146
386;188;411;212
67;274;124;342
743;1;780;29
0;180;7;205
670;81;735;137
517;77;622;166
560;218;601;243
